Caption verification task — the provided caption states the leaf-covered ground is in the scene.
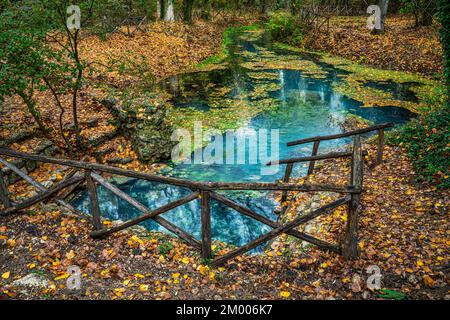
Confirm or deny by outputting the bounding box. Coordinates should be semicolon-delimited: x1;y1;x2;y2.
0;144;448;300
307;15;444;76
0;16;448;300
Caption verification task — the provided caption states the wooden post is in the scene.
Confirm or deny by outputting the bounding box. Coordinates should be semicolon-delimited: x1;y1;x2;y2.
307;141;320;175
0;169;11;208
280;163;293;203
376;128;385;165
200;190;212;261
85;171;102;231
343;136;363;260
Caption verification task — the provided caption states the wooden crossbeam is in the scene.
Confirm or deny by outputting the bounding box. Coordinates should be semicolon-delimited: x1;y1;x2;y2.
0;175;84;216
0;169;11;208
0;149;359;194
210;191;341;253
89;173;201;249
85;171;102;231
0;158;87;218
287;122;394;146
280;163;294;203
211;196;350;267
267;151;353;165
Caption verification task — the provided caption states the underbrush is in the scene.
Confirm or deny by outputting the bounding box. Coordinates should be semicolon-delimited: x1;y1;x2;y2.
196;24;261;67
266;12;303;47
388;96;449;189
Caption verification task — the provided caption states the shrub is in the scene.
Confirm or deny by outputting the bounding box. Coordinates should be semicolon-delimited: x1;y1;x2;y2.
389;103;449;189
266;12;303;46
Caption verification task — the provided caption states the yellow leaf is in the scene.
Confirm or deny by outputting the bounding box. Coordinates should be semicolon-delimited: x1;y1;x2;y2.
139;284;149;292
134;273;145;279
123;279;131;286
113;288;125;297
130;235;143;245
54;273;70;281
280;291;291;298
1;272;10;279
181;257;189;264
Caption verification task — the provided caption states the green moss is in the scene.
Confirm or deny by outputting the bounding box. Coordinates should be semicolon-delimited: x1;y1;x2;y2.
321;55;447;114
195;24;262;70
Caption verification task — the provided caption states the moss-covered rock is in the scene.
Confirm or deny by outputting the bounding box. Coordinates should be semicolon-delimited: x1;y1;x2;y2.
105;97;176;163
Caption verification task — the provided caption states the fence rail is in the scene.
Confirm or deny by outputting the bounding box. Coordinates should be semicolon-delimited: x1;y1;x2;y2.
279;122;392;204
0;123;381;265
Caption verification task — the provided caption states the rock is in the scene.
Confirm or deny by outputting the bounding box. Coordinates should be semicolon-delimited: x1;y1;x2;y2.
42;181;53;189
100;96;118;109
310;202;320;210
13;274;50;289
408;274;418;284
111;98;176;163
362;291;371;299
351;274;362;293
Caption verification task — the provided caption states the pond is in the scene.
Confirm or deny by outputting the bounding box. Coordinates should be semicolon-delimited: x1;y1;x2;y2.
73;28;416;251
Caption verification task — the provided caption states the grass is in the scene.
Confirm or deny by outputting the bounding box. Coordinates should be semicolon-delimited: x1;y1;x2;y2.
196;24;261;68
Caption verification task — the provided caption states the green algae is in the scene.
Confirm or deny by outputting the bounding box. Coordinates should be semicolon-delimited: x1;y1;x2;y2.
320;55;447;113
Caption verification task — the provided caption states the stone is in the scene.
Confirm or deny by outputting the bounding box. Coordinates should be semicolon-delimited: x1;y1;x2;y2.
12;274;50;289
111;98;176;163
42;181;53;189
351;274;362;293
408;274;418;284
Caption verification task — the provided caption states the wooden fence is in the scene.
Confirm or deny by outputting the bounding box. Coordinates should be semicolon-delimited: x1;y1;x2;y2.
0;123;392;265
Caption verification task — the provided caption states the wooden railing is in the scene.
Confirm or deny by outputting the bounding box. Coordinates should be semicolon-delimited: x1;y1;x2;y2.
0;124;379;265
279;122;393;203
298;6;332;34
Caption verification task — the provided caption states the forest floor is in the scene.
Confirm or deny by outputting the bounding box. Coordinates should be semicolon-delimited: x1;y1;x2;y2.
307;15;444;76
0;15;448;300
0;144;448;300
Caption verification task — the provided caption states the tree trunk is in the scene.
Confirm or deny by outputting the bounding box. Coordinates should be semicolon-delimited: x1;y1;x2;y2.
17;91;47;134
156;0;161;20
183;0;194;23
159;0;166;20
372;0;389;34
165;0;175;21
260;0;268;16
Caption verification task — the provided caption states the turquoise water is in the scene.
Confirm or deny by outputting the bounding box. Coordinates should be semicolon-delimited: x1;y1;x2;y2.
73;31;415;249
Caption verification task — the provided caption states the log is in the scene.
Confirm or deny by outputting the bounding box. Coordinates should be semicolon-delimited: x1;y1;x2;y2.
376;128;385;165
211;196;350;267
200;191;212;260
210;191;341;253
85;171;102;231
0;169;11;208
90;173;201;249
307;140;320;175
343;136;363;260
287;122;394;146
0;175;84;216
280;163;293;203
